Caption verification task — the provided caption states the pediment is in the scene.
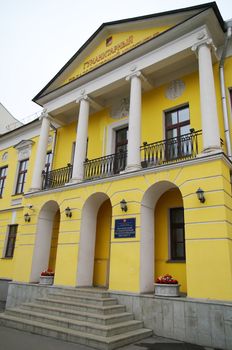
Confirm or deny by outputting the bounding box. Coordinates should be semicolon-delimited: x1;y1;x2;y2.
33;3;224;103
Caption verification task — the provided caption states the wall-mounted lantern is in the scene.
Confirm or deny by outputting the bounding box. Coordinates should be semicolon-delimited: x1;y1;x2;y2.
24;213;31;222
120;199;128;212
65;207;72;218
196;188;205;203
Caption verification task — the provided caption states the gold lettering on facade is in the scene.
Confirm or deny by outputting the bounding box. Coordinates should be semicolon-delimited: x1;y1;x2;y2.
67;31;160;84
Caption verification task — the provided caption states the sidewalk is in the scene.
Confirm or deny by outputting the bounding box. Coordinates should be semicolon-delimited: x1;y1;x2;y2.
0;324;215;350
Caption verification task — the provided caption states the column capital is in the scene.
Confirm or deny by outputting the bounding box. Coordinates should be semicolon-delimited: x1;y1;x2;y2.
76;94;89;104
125;71;141;82
39;109;52;123
191;38;217;58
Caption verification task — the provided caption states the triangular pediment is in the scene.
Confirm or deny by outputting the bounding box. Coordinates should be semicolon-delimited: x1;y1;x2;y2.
33;2;224;103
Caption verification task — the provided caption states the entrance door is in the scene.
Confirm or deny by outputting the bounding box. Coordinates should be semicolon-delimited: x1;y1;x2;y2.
114;127;128;173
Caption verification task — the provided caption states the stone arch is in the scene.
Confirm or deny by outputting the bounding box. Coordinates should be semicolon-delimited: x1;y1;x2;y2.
140;180;182;293
77;192;112;287
30;200;60;282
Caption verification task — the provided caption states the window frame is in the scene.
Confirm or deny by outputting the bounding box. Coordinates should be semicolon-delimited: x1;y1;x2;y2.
169;207;186;261
0;166;8;197
15;158;29;194
5;224;18;258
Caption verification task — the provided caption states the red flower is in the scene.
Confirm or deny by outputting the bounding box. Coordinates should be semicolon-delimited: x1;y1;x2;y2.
40;269;54;277
156;274;178;284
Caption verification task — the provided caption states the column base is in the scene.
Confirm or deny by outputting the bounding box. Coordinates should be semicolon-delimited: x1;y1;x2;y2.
28;187;41;193
66;177;83;185
125;164;142;172
198;146;222;157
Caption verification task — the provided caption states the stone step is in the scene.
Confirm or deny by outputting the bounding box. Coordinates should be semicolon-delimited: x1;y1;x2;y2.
36;297;126;315
22;302;134;325
61;287;110;299
48;291;118;306
6;308;143;337
0;313;153;350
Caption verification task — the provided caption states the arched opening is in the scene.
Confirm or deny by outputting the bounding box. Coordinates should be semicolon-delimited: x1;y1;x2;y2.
77;193;112;287
140;181;186;293
155;188;187;293
93;199;111;287
30;200;60;282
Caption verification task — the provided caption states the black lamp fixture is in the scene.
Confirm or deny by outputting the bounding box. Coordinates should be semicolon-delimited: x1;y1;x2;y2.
120;199;128;212
65;206;72;218
196;188;205;203
24;212;31;222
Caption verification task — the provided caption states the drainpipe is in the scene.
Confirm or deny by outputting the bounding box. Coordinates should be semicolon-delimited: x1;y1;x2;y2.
50;123;57;169
219;24;232;159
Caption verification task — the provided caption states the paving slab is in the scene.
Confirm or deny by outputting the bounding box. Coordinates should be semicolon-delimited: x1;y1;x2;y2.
0;324;221;350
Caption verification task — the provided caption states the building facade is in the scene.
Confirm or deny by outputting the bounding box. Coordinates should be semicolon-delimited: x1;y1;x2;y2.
0;2;232;346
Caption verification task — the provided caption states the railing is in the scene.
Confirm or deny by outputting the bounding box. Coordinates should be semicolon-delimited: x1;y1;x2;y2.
42;164;73;190
84;151;127;180
41;131;202;188
140;130;202;168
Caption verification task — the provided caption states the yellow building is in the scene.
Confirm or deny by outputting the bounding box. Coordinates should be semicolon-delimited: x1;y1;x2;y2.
0;2;232;349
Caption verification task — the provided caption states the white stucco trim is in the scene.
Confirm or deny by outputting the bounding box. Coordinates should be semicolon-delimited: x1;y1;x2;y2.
44;26;211;114
106;118;128;155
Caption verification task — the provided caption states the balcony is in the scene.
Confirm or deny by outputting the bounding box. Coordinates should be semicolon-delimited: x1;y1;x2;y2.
84;130;202;181
40;131;202;189
42;164;73;190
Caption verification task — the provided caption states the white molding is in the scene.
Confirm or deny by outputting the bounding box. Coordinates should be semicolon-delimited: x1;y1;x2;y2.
44;26;211;114
0;122;41;151
24;152;230;199
106;118;128;155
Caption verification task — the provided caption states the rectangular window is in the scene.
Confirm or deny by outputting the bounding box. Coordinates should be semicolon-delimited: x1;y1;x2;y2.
5;224;18;258
170;207;185;260
45;151;52;173
15;159;29;194
114;127;128;173
0;166;8;197
165;106;190;160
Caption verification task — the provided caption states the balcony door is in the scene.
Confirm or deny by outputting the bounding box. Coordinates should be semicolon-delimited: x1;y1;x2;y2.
165;106;190;160
114;127;128;173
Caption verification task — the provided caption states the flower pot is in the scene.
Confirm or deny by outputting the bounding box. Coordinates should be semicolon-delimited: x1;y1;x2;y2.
39;275;54;285
154;283;180;297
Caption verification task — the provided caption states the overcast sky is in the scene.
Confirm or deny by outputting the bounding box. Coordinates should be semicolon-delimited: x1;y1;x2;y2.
0;0;232;122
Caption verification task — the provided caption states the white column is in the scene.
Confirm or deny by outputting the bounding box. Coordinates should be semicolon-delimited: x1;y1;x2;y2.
126;72;142;171
71;96;90;182
193;39;221;153
30;113;50;191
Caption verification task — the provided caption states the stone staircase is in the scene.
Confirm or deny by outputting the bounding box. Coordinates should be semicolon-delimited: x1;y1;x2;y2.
0;288;152;349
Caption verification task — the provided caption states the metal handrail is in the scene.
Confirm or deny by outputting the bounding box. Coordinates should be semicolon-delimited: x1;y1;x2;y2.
42;164;73;190
140;130;202;168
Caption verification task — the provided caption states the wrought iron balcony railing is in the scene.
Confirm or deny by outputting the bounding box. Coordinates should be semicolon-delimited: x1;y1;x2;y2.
41;131;202;189
84;151;127;180
140;130;202;168
42;163;73;190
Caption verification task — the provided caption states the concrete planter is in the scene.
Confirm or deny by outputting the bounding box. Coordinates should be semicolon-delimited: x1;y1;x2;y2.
39;276;54;285
154;283;180;297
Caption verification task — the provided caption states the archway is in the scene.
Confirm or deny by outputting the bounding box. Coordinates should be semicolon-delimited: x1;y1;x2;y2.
30;200;60;282
77;193;112;287
140;181;186;293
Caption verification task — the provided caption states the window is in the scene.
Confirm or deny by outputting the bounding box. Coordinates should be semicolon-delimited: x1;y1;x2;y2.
170;207;185;260
5;225;18;258
0;166;8;197
45;152;52;173
165;106;190;159
15;159;29;194
114;127;128;173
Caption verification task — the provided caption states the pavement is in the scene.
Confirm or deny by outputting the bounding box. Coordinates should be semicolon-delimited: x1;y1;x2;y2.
0;324;219;350
0;305;219;350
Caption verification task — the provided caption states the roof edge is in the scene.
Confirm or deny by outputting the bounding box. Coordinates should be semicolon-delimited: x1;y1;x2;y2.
32;2;224;103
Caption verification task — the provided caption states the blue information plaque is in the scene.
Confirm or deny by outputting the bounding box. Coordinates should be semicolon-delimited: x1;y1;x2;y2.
114;218;136;238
